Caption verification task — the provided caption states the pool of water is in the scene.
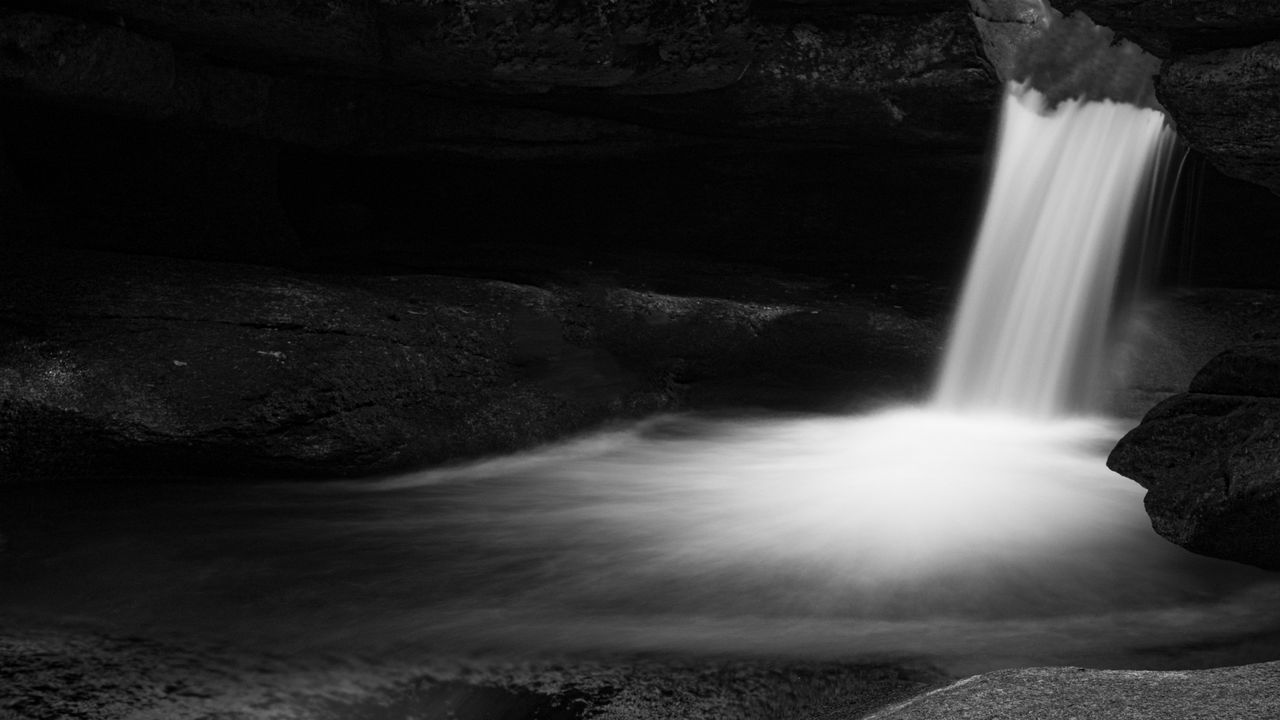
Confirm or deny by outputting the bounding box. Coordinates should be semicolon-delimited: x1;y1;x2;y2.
3;409;1279;676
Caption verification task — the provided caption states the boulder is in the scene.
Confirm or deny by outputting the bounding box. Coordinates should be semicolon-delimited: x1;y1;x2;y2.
0;247;941;482
969;0;1161;109
1109;341;1280;570
873;663;1280;720
0;624;944;720
1054;0;1280;57
1044;1;1280;197
1158;42;1280;197
1190;341;1280;397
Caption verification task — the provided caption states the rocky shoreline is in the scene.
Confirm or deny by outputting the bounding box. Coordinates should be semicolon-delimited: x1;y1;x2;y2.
0;246;948;482
0;620;948;720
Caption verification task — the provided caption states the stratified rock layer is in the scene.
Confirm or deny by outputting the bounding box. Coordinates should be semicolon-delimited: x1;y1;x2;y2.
0;1;996;154
1158;42;1280;196
1110;341;1280;570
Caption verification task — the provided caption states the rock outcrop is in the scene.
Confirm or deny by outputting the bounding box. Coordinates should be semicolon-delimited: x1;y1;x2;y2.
1158;43;1280;197
873;663;1280;720
968;0;1161;108
1109;340;1280;570
0;624;945;720
0;1;997;154
0;247;941;481
1054;0;1280;58
1058;0;1280;196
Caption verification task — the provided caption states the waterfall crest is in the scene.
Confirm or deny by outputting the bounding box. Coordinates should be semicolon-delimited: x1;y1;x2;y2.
934;83;1181;416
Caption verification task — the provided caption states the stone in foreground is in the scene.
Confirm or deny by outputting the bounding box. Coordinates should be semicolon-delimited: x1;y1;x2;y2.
871;663;1280;720
1109;341;1280;570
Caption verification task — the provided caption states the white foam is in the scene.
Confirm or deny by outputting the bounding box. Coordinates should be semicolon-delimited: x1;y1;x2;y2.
936;84;1180;415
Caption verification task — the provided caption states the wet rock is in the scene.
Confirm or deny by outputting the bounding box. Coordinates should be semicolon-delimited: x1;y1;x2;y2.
1054;0;1280;57
0;248;941;482
970;1;1161;108
0;623;945;720
1109;340;1280;570
873;663;1280;720
968;0;1053;86
1043;1;1280;197
1157;42;1280;196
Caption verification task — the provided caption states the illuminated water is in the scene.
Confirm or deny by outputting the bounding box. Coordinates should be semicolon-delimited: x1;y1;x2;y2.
3;85;1278;677
2;411;1277;675
936;85;1181;415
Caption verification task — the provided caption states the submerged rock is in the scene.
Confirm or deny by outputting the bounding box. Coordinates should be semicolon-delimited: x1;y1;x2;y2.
1109;341;1280;570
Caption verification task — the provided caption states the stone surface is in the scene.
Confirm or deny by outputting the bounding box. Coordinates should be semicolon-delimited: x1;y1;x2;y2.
1158;42;1280;196
1012;1;1280;197
969;0;1161;108
0;622;945;720
871;663;1280;720
0;2;997;155
1055;0;1280;57
1190;341;1280;397
0;247;943;482
1109;339;1280;570
968;0;1050;86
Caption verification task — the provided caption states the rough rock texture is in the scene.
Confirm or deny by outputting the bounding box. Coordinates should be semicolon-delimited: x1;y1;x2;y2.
1158;43;1280;196
1110;339;1280;570
1047;1;1280;196
0;1;996;154
968;0;1160;108
1191;341;1280;397
0;622;946;720
0;247;942;481
871;663;1280;720
967;0;1048;85
1055;0;1280;57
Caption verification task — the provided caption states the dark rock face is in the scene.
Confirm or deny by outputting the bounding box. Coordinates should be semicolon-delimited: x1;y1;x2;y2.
875;662;1280;720
0;625;945;720
1190;342;1280;397
1048;1;1280;197
0;0;1002;274
1158;43;1280;197
968;0;1161;109
1054;0;1280;57
0;1;996;154
0;248;941;481
973;0;1280;196
1109;341;1280;570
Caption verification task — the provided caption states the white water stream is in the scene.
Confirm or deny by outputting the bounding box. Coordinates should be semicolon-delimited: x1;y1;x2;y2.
3;84;1277;675
936;85;1181;415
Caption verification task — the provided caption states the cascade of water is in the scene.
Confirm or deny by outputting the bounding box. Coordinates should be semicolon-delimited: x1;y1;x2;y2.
934;83;1182;416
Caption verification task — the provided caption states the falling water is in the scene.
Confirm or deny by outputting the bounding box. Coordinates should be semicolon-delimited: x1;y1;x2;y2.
2;82;1277;678
936;83;1182;415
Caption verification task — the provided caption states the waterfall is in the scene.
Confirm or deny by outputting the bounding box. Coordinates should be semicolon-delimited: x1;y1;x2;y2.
935;82;1182;416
